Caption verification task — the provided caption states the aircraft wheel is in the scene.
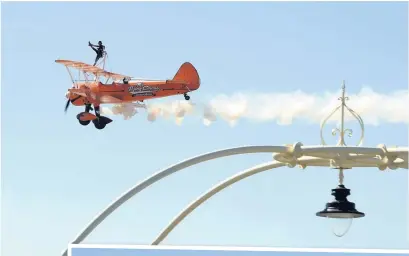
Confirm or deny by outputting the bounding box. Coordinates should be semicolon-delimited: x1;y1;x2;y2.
92;119;106;130
184;94;190;100
79;120;91;126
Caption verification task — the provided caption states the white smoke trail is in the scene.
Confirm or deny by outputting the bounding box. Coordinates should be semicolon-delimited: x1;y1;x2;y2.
101;87;409;126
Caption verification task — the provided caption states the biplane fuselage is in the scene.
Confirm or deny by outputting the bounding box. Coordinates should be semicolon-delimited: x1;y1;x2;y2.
68;78;197;106
57;59;201;129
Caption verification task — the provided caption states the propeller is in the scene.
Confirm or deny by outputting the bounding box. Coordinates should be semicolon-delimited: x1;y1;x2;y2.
64;95;82;114
64;99;71;113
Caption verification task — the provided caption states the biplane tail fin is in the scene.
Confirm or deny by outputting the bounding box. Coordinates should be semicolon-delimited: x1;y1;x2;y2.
172;62;201;90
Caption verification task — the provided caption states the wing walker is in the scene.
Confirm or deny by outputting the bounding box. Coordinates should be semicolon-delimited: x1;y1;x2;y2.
56;45;201;130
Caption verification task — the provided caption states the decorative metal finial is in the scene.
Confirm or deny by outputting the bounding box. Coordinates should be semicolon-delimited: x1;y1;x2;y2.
320;81;365;146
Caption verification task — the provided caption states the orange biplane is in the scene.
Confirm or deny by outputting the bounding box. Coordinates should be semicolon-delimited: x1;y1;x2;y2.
56;57;201;129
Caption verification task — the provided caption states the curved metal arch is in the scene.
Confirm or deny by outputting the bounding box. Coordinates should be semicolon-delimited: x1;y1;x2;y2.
62;146;290;256
152;161;286;245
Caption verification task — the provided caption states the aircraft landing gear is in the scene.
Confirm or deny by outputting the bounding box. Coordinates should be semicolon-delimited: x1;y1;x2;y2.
91;105;112;130
184;93;190;101
94;105;101;118
79;120;91;126
76;104;112;129
78;104;93;126
92;119;106;130
85;104;93;112
92;116;112;130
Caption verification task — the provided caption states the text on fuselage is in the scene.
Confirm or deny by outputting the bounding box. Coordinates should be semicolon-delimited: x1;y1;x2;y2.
128;82;160;95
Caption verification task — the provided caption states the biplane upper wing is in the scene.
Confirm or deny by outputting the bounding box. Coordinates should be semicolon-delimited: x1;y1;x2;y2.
55;59;132;80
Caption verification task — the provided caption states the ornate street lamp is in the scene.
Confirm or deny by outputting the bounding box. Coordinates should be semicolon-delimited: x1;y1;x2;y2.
316;81;366;237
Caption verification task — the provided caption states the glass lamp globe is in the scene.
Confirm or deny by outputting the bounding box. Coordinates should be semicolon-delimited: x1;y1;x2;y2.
316;185;365;237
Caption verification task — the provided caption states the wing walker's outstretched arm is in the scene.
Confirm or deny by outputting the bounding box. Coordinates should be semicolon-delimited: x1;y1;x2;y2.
88;41;105;66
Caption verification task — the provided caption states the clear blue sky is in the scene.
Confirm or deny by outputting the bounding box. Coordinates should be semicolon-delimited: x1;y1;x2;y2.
2;2;408;256
71;247;409;256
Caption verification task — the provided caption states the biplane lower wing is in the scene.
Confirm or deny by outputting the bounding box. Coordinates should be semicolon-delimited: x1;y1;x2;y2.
99;95;125;103
55;59;132;80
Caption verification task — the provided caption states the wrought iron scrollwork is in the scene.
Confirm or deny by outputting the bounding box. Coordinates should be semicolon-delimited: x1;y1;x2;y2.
320;81;365;146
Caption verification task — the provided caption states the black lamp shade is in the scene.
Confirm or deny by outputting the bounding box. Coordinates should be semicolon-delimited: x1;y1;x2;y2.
316;185;365;219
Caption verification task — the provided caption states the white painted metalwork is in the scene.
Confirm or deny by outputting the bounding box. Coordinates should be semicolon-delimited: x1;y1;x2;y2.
152;82;407;244
61;82;407;256
320;81;365;147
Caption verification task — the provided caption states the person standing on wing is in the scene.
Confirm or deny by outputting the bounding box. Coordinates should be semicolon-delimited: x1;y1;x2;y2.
88;41;105;66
